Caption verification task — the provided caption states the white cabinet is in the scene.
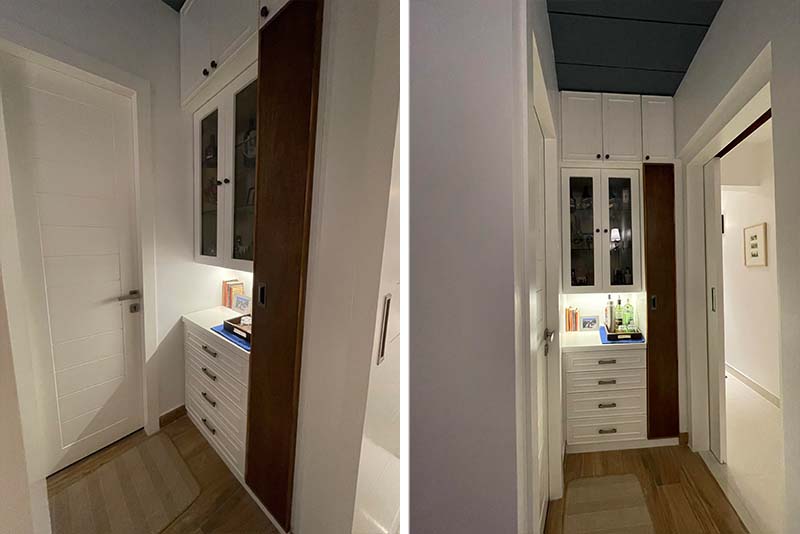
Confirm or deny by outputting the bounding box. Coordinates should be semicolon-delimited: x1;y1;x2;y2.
181;0;211;103
562;168;642;293
561;91;603;161
259;0;292;27
602;94;642;161
561;91;673;163
194;63;258;272
642;96;675;161
181;0;259;104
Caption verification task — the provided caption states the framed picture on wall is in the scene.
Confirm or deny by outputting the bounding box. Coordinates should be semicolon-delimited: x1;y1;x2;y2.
744;223;767;267
580;315;599;331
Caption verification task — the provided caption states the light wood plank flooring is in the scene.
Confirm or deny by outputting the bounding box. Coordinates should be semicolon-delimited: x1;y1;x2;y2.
544;445;750;534
48;415;278;534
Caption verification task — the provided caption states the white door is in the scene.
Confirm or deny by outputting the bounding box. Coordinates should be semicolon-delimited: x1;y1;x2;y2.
353;123;400;534
209;0;259;67
641;96;675;161
704;158;727;463
180;0;211;102
602;93;642;161
529;111;549;532
0;54;143;474
561;91;603;161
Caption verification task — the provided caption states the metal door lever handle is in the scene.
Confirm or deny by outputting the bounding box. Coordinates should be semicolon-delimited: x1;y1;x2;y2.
118;290;140;301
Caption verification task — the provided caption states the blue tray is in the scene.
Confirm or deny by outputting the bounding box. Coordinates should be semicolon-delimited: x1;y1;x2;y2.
599;325;645;345
211;324;251;352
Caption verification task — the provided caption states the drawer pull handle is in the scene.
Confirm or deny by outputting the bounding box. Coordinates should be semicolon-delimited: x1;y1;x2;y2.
202;367;217;381
202;344;218;358
598;359;617;365
202;391;217;408
598;402;617;409
598;379;617;385
598;428;618;435
201;417;217;435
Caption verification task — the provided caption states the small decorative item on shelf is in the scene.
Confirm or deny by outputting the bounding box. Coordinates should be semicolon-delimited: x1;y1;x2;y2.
233;294;251;314
580;315;599;331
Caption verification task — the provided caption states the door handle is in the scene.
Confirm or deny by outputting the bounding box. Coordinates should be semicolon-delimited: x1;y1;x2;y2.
201;392;217;408
544;328;555;344
711;287;717;312
650;294;658;311
376;293;392;366
118;290;140;302
201;345;218;358
201;417;216;435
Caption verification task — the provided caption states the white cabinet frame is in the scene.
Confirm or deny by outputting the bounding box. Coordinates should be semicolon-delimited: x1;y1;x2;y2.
194;62;258;272
562;168;643;293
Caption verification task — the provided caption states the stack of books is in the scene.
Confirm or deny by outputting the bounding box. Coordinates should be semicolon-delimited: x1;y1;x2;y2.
565;307;580;332
222;279;245;309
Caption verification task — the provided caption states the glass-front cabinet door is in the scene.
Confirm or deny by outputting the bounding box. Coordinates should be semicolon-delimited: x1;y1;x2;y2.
562;169;602;292
196;103;223;265
602;169;641;292
228;77;258;269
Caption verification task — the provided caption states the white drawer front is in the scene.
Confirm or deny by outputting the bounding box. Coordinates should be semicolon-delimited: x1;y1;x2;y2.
186;351;248;407
566;368;646;394
187;403;245;476
566;389;647;419
565;350;646;373
186;370;247;445
566;415;646;444
185;332;250;388
185;321;249;361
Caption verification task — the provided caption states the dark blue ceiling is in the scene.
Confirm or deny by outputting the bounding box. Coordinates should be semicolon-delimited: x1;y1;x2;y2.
547;1;723;96
162;0;186;12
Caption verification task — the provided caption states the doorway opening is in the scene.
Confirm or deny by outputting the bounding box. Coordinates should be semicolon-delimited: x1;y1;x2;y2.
703;97;783;534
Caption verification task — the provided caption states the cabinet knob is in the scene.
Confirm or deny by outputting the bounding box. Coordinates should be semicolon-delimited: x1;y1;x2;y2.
603;228;609;233
604;154;610;159
216;180;222;186
202;68;209;76
645;155;650;160
210;60;217;69
223;178;231;184
261;5;269;17
596;154;601;159
595;228;600;233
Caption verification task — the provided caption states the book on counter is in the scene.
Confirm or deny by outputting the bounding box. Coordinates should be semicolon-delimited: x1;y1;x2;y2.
222;279;245;308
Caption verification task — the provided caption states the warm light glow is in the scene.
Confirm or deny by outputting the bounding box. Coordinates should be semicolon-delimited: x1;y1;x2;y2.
610;228;621;242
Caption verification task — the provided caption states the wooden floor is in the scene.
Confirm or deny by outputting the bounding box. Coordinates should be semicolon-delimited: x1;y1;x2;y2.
48;415;279;534
544;446;750;534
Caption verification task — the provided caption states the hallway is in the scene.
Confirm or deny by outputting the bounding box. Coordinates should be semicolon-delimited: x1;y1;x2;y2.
544;445;748;533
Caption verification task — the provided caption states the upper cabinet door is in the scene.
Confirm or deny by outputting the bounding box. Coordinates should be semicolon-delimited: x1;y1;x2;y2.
642;96;675;161
195;101;225;266
259;0;293;27
562;168;603;293
601;169;642;292
181;0;211;103
602;94;642;162
561;92;603;161
210;0;259;67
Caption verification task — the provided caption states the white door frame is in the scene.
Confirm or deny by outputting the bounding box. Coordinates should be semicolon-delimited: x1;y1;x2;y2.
0;24;159;438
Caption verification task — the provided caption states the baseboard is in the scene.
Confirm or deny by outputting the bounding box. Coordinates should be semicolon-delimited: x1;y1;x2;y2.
725;363;781;408
159;405;187;427
566;437;679;454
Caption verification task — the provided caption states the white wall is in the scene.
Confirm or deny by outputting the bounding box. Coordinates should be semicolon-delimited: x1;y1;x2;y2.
674;0;800;526
0;269;35;534
721;137;780;397
291;0;399;532
0;0;240;417
411;0;518;531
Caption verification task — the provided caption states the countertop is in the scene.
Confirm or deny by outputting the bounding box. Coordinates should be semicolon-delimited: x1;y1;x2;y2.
561;330;647;353
182;306;249;355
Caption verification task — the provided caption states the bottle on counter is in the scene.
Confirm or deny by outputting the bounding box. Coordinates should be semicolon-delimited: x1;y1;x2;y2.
604;294;614;332
624;298;634;327
615;297;624;332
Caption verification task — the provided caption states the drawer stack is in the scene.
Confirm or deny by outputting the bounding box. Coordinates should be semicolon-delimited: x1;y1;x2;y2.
184;322;250;477
564;348;647;447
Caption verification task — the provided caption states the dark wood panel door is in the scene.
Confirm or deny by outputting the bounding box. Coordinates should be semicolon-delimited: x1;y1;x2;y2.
643;163;679;439
246;1;323;531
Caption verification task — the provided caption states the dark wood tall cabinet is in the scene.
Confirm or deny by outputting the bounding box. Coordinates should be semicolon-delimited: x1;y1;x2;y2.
245;1;323;531
643;164;679;439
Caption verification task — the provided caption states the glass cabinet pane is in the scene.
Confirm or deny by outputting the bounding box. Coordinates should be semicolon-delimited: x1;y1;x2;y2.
607;176;634;286
200;110;219;257
232;80;258;262
568;175;595;287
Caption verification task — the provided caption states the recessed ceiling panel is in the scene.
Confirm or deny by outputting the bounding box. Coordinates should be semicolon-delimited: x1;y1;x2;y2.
547;0;723;95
